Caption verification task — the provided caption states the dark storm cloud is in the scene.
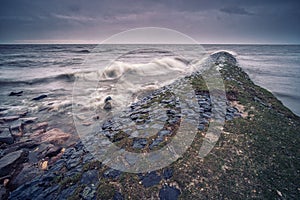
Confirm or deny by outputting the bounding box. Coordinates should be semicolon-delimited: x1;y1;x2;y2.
0;0;299;43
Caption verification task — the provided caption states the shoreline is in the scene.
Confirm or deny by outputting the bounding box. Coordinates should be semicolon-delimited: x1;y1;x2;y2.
1;51;299;199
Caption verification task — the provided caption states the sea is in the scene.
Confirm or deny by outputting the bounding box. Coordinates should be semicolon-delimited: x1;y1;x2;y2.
0;44;299;129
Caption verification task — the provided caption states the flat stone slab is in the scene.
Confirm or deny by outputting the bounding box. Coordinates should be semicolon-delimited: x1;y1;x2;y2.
0;150;27;177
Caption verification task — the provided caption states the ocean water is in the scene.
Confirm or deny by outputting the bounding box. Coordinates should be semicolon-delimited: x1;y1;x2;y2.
0;44;299;119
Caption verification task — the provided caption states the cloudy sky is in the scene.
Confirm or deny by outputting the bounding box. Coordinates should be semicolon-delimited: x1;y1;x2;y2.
0;0;299;44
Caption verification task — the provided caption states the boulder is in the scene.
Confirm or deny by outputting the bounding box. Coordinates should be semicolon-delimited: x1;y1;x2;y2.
0;116;19;123
0;150;28;177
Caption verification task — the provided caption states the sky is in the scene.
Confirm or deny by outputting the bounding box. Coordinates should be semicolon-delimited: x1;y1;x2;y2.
0;0;300;44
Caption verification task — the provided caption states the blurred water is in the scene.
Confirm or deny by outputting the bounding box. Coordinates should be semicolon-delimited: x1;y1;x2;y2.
0;44;299;116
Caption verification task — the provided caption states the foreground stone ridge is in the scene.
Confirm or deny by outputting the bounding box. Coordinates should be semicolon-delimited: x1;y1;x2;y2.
1;51;299;199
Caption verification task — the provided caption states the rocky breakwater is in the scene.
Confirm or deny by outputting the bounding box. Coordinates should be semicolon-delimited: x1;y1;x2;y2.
3;51;300;199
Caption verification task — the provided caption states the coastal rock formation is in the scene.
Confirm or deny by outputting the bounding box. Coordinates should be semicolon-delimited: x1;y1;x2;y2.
2;51;299;200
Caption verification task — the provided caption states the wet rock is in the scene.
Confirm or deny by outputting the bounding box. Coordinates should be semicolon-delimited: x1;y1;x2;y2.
132;138;147;149
140;171;161;187
105;96;112;103
198;124;205;131
20;117;38;124
103;168;122;180
2;140;38;156
159;185;181;200
163;168;173;180
80;170;98;185
31;128;71;145
9;91;23;96
32;94;47;101
158;130;171;137
0;150;28;177
0;186;8;200
149;137;164;150
32;122;48;132
10;163;42;188
0;128;14;144
103;101;112;110
0;116;19;123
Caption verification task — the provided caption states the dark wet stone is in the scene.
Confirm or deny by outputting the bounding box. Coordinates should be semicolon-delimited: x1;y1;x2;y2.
132;138;147;149
141;171;161;187
0;116;19;122
9;91;23;96
159;185;181;200
21;117;38;124
103;168;122;179
225;112;234;121
0;128;14;144
149;137;164;150
198;124;205;131
227;107;238;113
105;96;112;103
163;168;173;180
158;130;171;137
102;120;113;130
59;184;77;200
166;109;176;116
81;170;98;185
66;156;81;170
113;191;124;200
32;94;47;101
0;150;28;176
104;101;112;110
130;113;140;120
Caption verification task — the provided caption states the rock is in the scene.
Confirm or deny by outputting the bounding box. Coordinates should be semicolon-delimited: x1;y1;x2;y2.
149;137;164;150
81;170;98;185
0;150;27;177
140;171;161;187
0;116;20;123
103;168;122;179
9;91;23;96
32;122;48;132
105;96;112;103
2;140;38;156
132;138;147;149
162;168;173;180
31;128;71;145
0;186;8;200
158;130;171;137
40;160;48;171
0;128;14;144
32;94;47;101
20;117;38;124
10;163;42;188
159;185;181;200
198;124;205;131
103;101;112;110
